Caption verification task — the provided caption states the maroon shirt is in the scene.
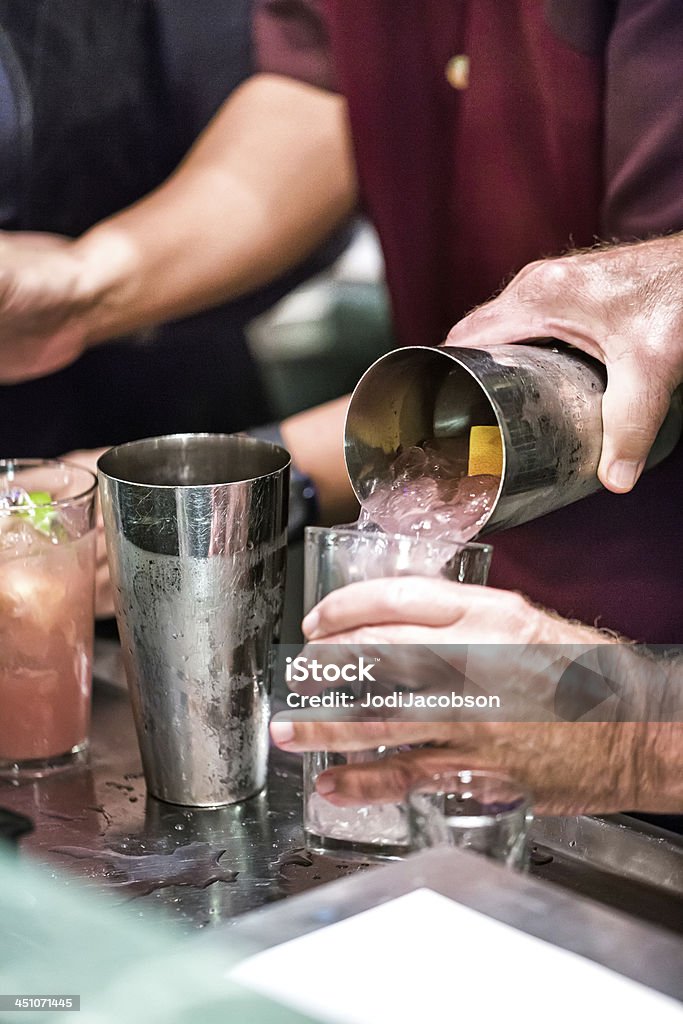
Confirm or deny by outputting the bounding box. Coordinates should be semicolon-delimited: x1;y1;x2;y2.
257;0;683;642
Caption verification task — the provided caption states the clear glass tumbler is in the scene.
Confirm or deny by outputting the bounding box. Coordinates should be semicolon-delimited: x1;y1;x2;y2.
0;459;97;776
302;525;492;860
408;770;532;869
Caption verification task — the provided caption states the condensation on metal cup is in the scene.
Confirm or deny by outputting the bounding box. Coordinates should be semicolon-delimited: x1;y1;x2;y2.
344;343;683;532
98;434;289;807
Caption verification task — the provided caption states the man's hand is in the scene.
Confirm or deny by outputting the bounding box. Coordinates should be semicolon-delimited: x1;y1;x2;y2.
446;235;683;493
61;448;113;619
270;577;682;813
0;74;357;384
0;232;117;382
300;576;597;647
273;719;650;815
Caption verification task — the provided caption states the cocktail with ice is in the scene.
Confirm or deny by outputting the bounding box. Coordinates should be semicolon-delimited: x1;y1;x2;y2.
357;437;501;542
302;431;499;856
0;460;97;775
302;525;492;858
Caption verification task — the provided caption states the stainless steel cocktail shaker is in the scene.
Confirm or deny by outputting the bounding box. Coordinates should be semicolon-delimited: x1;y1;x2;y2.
344;344;682;532
98;434;289;807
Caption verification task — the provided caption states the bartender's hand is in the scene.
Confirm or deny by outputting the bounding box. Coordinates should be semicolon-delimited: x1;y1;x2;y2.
290;579;624;719
0;232;119;383
270;577;683;814
446;234;683;494
0;75;356;385
61;448;114;619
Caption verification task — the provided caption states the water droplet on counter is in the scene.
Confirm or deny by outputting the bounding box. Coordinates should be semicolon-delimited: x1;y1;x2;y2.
48;842;237;897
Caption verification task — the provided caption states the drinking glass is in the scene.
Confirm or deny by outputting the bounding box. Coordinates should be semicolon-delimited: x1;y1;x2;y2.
0;459;97;776
408;770;532;868
302;525;492;859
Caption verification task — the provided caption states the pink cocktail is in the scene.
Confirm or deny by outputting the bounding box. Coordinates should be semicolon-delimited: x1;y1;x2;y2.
0;460;97;775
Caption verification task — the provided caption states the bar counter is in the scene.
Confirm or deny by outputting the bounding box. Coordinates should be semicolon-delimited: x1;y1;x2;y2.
1;640;681;936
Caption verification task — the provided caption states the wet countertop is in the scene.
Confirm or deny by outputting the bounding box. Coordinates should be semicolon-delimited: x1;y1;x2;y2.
2;640;682;938
0;643;373;934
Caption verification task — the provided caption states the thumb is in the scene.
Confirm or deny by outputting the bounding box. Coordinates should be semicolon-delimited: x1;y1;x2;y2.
598;357;671;492
445;299;549;348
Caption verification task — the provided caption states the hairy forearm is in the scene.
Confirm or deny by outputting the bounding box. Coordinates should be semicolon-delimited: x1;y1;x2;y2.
590;643;681;721
631;722;683;811
624;651;683;811
540;644;682;811
72;74;357;343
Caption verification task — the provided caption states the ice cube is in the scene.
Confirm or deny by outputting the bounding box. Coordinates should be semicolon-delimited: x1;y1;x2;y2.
453;473;500;515
0;516;52;557
307;791;408;846
423;437;468;479
360;438;500;546
0;559;68;634
445;473;500;538
0;485;38;510
390;445;429;482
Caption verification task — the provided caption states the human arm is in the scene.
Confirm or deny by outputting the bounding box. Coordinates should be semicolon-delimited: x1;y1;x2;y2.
270;577;683;814
280;394;358;525
62;393;359;616
0;73;357;382
446;234;683;493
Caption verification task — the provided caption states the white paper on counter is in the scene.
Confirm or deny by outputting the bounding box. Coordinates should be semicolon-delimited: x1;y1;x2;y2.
230;888;682;1023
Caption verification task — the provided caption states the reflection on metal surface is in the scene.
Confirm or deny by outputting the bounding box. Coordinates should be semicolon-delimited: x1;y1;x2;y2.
276;847;372;896
1;670;682;936
531;814;683;894
48;841;237;897
0;678;306;929
345;345;683;532
98;434;289;808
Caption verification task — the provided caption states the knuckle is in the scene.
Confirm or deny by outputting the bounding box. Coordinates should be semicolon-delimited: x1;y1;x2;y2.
510;258;545;284
506;590;529;616
366;761;412;800
514;257;580;303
